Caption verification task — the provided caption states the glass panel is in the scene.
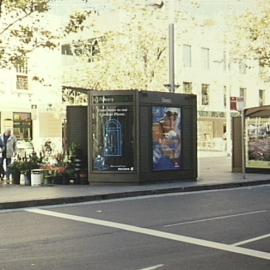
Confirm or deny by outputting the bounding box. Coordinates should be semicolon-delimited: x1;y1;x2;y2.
13;112;32;140
16;75;28;90
92;105;134;172
183;82;192;94
152;106;181;171
202;84;209;105
246;117;270;168
259;90;265;106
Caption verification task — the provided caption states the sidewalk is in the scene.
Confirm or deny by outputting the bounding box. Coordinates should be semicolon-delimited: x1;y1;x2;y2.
0;156;270;210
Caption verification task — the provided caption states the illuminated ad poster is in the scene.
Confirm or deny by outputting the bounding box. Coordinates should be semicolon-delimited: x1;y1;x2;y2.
152;106;182;171
92;105;134;172
246;117;270;168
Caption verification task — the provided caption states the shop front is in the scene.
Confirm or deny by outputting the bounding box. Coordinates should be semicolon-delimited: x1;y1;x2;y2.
198;111;226;151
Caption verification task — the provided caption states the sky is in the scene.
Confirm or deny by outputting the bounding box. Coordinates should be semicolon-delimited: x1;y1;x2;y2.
47;0;259;34
49;0;257;17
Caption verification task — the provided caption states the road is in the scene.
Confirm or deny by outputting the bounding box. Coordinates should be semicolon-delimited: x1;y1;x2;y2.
0;185;270;270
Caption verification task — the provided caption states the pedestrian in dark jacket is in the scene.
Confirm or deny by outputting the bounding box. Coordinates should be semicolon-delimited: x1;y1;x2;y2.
0;129;17;182
0;136;4;179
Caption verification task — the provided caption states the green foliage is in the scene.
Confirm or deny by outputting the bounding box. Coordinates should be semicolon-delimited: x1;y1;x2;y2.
11;152;43;176
232;1;270;68
0;0;96;67
64;10;94;34
2;0;49;13
8;160;22;175
68;143;81;157
62;0;198;91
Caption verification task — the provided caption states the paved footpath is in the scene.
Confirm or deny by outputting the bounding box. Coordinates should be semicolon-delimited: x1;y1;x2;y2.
0;156;269;209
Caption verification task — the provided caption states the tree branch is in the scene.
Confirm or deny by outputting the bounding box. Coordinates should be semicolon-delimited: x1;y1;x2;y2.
0;10;33;36
0;0;3;17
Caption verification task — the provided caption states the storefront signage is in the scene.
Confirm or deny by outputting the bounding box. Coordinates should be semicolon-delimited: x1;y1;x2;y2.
230;97;244;111
161;98;172;104
152;106;182;171
93;95;133;104
198;111;225;118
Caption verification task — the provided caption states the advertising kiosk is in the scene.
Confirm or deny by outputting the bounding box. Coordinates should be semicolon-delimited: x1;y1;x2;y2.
88;90;197;184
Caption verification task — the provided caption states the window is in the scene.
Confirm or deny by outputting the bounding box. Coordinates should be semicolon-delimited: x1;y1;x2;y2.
201;47;210;70
223;51;227;71
15;59;28;74
183;44;191;67
239;61;247;74
259;89;265;106
16;58;28;90
201;84;209;105
183;82;192;94
13;112;32;140
240;87;246;106
61;39;100;62
224;86;227;107
61;44;73;55
16;75;28;90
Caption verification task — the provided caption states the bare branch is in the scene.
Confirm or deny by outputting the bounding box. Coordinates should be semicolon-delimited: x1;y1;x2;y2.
0;10;33;36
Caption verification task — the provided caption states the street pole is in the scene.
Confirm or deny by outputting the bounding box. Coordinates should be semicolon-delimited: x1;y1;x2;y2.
169;23;175;93
226;85;232;156
241;108;246;179
168;0;176;93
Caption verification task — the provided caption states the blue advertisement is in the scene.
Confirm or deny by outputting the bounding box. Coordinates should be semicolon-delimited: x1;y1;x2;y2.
152;106;181;171
92;105;134;172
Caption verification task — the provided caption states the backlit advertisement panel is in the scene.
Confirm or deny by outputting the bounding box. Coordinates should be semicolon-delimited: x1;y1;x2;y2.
246;117;270;168
92;105;134;172
152;106;181;171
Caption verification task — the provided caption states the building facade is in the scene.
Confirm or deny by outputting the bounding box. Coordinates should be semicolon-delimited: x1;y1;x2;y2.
174;27;270;153
0;48;63;154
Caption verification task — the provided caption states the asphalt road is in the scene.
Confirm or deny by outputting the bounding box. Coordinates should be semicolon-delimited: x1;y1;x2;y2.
0;185;270;270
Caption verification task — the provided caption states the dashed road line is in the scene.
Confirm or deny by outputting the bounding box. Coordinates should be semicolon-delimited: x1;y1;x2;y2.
233;233;270;247
25;208;270;261
138;264;164;270
163;210;267;227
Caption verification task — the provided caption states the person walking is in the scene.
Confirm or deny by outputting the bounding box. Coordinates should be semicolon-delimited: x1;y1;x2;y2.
0;135;4;180
0;129;17;183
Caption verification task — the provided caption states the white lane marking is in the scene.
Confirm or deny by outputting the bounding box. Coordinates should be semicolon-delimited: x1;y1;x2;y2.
138;264;164;270
25;208;270;261
164;210;267;227
233;233;270;247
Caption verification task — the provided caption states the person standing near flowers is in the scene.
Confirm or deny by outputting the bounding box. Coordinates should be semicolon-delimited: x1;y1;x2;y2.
0;129;17;182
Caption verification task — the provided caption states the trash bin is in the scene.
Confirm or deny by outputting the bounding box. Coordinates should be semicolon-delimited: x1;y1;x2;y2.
31;169;44;186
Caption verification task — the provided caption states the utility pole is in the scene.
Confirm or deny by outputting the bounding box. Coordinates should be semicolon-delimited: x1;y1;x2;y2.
168;0;176;93
169;22;175;93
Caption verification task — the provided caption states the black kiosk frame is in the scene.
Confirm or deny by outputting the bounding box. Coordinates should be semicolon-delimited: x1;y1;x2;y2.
88;90;197;184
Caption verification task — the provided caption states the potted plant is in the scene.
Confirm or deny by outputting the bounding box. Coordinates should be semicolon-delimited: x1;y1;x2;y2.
8;161;22;184
19;152;41;185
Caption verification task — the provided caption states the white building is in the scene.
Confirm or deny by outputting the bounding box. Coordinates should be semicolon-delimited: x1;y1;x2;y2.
0;47;63;154
174;25;270;153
